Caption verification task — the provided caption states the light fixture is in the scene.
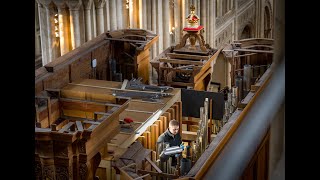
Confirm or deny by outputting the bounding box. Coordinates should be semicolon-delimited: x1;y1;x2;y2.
126;0;129;9
54;14;59;38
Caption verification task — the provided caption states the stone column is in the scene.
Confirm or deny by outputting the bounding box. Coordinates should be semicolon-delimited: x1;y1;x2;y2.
83;0;93;41
116;0;123;29
36;2;49;65
174;0;181;45
138;0;142;28
42;0;60;63
146;0;151;30
141;0;147;29
35;2;42;59
110;0;117;30
200;0;206;41
255;0;260;37
132;0;139;28
129;0;134;28
56;1;71;56
181;0;186;29
93;0;106;35
206;0;209;43
122;0;128;29
68;0;82;49
234;0;238;40
197;0;200;17
157;0;163;53
105;0;111;30
92;3;97;37
152;0;157;57
209;0;214;47
162;0;170;50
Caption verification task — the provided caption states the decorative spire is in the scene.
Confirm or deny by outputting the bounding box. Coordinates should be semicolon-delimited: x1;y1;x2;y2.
186;4;200;28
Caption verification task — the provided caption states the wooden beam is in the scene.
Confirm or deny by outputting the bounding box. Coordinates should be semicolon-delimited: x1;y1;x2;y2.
105;37;147;44
234;53;257;58
182;120;199;126
166;53;210;60
238;92;255;109
69;82;174;95
145;157;162;173
160;67;194;73
60;98;121;107
121;79;129;90
58;122;75;133
133;174;150;180
182;130;197;141
242;45;273;49
159;58;204;65
235;49;273;54
76;121;84;131
137;170;179;179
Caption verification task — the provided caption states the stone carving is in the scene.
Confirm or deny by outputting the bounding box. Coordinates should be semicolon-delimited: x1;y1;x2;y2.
93;0;106;8
238;0;251;9
216;9;235;29
216;23;233;48
237;4;255;37
35;161;42;180
43;165;55;180
79;140;86;153
55;166;69;180
67;0;83;10
79;163;88;180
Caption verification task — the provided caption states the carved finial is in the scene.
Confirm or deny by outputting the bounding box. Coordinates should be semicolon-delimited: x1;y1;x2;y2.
186;4;200;28
190;4;195;13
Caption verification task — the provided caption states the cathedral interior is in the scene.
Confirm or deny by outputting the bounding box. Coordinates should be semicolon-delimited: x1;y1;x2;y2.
35;0;285;179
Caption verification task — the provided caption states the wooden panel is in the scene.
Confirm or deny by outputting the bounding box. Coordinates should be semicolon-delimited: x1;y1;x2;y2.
189;125;199;132
181;131;197;141
37;99;60;128
43;66;70;90
167;108;175;121
162;112;170;130
86;119;120;160
60;101;106;112
35;80;44;95
71;78;122;88
43;33;106;72
127;101;163;112
240;129;270;180
159;58;204;65
70;52;92;82
136;49;150;63
61;88;86;100
119;111;152;123
137;53;150;83
92;42;110;80
166;53;210;60
85;92;116;103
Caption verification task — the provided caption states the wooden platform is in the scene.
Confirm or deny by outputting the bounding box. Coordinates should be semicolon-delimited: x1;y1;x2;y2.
151;46;222;91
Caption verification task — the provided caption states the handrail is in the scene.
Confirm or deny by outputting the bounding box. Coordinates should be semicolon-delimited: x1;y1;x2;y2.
201;59;285;179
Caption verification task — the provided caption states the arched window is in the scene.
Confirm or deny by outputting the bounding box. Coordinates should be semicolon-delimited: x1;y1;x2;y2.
240;25;252;39
264;6;271;38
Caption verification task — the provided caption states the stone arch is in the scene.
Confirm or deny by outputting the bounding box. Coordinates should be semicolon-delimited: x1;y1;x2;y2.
211;52;230;91
240;23;253;40
264;1;273;38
